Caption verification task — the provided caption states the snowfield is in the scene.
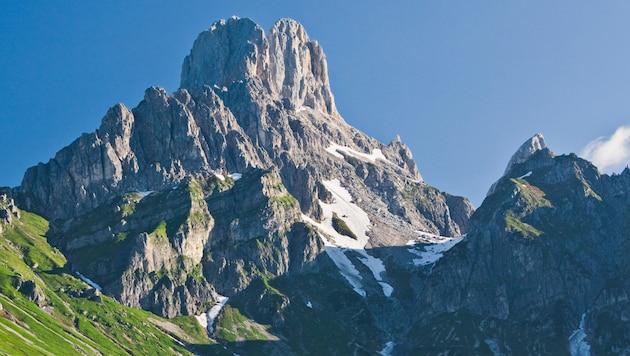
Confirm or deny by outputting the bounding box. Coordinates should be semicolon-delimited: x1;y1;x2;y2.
136;190;155;198
195;294;229;333
302;179;394;297
326;143;389;164
76;271;102;291
407;232;465;267
215;172;243;181
229;173;242;181
569;312;591;356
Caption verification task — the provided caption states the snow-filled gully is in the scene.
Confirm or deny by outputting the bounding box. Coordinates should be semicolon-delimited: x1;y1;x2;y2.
406;231;465;267
302;179;394;298
195;294;229;333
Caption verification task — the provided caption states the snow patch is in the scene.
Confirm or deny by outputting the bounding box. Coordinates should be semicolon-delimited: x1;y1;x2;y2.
302;179;393;297
379;341;395;356
326;143;389;164
379;282;394;298
194;313;208;329
196;295;229;333
569;312;591;356
407;232;465;267
137;191;155;198
216;172;242;181
517;171;533;179
306;301;312;309
356;250;394;297
312;244;365;297
75;271;102;291
484;338;501;356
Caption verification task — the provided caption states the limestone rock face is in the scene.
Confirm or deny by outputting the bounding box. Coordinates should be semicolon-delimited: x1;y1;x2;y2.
503;132;548;175
0;194;19;228
181;17;336;115
181;17;267;92
266;18;336;115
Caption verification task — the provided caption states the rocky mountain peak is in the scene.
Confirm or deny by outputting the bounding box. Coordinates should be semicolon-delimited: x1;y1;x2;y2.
486;133;554;197
12;19;475;346
181;17;336;115
503;133;547;175
180;17;266;90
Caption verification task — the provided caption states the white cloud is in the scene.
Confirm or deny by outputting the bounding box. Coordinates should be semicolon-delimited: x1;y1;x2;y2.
581;126;630;173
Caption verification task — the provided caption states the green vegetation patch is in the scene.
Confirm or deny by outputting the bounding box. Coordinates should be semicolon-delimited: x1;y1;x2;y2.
510;178;552;210
0;208;208;355
215;305;274;343
151;220;168;238
332;213;358;240
505;214;543;239
270;194;298;209
255;271;285;297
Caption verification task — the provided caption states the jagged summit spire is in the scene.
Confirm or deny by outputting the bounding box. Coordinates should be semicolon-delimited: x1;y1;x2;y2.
487;133;551;197
180;17;266;90
503;133;547;175
180;17;337;115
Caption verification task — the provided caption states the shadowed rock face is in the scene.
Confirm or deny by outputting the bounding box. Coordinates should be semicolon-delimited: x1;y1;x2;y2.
406;136;630;354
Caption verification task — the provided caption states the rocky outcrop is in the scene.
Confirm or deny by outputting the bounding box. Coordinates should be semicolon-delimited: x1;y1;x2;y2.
15;279;46;307
181;17;336;115
0;194;19;225
487;133;551;196
503;132;547;175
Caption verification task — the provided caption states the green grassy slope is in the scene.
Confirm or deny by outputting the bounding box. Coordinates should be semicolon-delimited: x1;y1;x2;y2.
0;208;213;355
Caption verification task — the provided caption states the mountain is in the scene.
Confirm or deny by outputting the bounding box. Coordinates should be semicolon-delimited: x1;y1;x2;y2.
3;17;473;355
2;16;629;355
405;134;630;354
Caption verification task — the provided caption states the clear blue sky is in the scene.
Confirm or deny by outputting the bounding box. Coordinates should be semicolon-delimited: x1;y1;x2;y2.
2;1;630;206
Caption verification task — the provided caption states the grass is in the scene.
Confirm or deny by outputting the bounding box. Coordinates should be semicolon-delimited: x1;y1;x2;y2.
510;178;552;210
505;214;543;239
256;271;285;297
186;211;209;225
269;194;298;209
215;305;272;343
151;220;168;238
332;213;358;240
